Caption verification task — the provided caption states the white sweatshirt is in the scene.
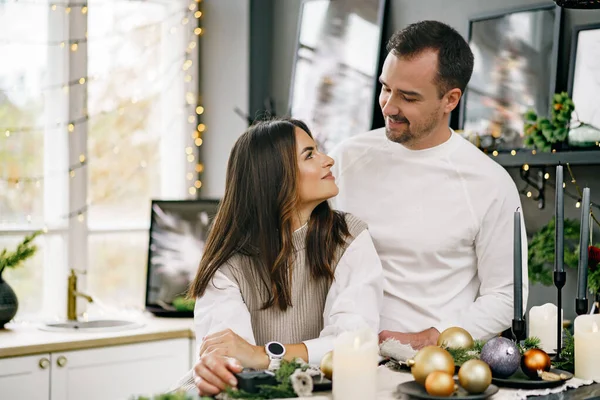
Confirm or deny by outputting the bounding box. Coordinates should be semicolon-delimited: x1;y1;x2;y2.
329;128;528;340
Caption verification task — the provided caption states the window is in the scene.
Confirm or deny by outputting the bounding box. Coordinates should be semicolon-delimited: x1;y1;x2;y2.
0;0;202;319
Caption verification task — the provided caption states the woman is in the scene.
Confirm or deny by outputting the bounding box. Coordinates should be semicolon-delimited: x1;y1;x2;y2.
185;118;383;396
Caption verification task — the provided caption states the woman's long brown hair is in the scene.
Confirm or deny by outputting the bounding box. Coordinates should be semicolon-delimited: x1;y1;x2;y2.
188;118;349;310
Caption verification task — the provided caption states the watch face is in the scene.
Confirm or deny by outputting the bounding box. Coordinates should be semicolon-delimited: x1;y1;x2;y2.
267;342;285;356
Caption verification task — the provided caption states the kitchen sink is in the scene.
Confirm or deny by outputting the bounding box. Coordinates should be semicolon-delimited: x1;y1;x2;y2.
39;319;144;333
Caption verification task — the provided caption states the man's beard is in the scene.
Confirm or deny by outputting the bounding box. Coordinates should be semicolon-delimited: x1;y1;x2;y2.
385;112;439;145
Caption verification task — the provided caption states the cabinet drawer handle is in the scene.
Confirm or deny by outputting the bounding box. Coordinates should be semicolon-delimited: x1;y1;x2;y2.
39;358;50;369
56;356;67;367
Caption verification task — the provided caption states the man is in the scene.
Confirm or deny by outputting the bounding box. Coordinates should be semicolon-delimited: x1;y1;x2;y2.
330;20;528;348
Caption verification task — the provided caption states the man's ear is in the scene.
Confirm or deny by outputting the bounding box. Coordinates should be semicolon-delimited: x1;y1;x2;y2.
444;88;462;114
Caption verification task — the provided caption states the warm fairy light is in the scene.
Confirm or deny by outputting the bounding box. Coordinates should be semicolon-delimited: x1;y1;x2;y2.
70;170;75;178
185;146;193;155
189;187;197;195
194;180;202;188
68;123;75;132
197;123;206;132
81;6;88;14
563;182;566;188
79;77;86;84
492;150;499;157
60;42;65;48
511;150;517;156
527;191;532;198
544;173;550;180
51;4;57;11
195;11;202;18
576;201;581;208
186;172;194;181
552;149;557;153
195;138;203;146
189;3;197;10
188;42;197;50
183;60;193;70
5;130;10;137
532;150;537;155
194;27;203;36
77;213;84;222
65;7;71;14
523;164;529;171
71;43;78;52
187;154;195;162
196;106;204;115
195;163;204;173
186;92;195;104
188;115;195;123
184;75;192;82
62;85;69;93
193;131;200;139
79;154;85;163
182;18;189;25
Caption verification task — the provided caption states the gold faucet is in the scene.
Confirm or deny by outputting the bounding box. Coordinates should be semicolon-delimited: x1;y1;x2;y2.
67;269;94;321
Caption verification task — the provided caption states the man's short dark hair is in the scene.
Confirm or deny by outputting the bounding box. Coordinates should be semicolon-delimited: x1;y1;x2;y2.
386;20;474;97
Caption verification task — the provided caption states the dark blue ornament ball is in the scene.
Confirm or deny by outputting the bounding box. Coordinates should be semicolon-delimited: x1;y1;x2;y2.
480;337;520;378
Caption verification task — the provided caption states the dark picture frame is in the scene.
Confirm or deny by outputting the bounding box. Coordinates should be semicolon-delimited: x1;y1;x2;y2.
145;199;220;317
288;0;387;153
567;23;600;131
458;3;562;150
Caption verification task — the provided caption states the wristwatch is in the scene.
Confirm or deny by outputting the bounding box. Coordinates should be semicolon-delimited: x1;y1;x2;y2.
265;341;286;370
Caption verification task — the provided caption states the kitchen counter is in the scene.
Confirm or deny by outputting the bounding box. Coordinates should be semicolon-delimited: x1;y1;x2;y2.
0;314;195;358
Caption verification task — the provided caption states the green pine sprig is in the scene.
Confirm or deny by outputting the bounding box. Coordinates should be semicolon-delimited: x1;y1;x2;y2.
0;230;43;275
553;330;575;373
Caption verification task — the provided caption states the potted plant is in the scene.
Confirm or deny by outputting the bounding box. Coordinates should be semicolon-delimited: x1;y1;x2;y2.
0;231;42;328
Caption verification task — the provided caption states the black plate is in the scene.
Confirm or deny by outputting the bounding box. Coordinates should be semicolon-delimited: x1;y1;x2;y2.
492;368;573;389
313;375;332;391
396;381;499;399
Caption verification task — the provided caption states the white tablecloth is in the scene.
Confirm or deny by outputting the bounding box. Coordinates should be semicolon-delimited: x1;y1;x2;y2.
290;366;594;400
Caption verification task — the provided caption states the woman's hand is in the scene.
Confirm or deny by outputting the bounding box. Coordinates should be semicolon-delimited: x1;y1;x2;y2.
200;329;269;370
193;354;243;396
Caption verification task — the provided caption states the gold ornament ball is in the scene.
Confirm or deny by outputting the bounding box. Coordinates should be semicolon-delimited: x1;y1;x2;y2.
458;359;492;394
406;345;455;385
437;327;474;349
425;371;457;397
320;351;333;380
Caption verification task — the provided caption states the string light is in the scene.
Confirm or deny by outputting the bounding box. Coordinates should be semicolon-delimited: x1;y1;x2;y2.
187;154;195;162
195;11;202;18
195;163;204;173
81;6;88;14
532;150;537;155
492;150;498;157
65;7;71;14
511;150;517;156
68;123;75;132
197;123;206;132
522;164;529;171
186;172;194;181
195;138;203;146
576;200;581;208
185;146;193;155
526;191;532;198
189;3;197;10
187;115;195;123
79;154;86;163
544;173;550;180
71;43;78;52
563;182;566;188
196;106;204;115
189;187;197;195
194;27;203;36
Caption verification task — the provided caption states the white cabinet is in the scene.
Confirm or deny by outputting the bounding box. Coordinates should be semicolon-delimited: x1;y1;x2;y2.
0;338;191;400
0;353;51;400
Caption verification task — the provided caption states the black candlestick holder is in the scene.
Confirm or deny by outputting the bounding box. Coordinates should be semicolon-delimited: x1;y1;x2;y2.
553;270;566;361
512;318;526;342
576;298;589;315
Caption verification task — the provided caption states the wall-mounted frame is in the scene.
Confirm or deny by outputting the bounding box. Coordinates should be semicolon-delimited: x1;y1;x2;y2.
459;3;562;150
567;23;600;132
288;0;387;153
145;199;220;317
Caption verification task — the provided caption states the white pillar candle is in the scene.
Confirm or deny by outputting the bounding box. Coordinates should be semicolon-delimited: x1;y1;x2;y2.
574;314;600;381
528;303;562;354
332;327;378;400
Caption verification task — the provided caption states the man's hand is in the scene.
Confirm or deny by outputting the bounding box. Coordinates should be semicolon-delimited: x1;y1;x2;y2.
379;327;440;350
200;329;268;370
193;354;243;396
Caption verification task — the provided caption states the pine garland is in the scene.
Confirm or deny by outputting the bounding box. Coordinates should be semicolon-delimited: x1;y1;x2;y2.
0;230;42;275
444;337;541;366
553;330;575;373
134;391;212;400
225;360;308;399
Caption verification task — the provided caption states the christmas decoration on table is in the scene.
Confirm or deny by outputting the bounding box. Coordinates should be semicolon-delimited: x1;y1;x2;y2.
319;350;333;380
424;370;457;397
520;348;552;378
406;345;455;385
552;329;575;373
135;392;212;400
479;337;521;378
523;92;574;152
457;359;492;394
436;327;474;350
224;359;323;399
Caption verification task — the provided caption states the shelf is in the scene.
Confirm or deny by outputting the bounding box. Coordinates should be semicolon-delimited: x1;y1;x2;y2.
488;149;600;167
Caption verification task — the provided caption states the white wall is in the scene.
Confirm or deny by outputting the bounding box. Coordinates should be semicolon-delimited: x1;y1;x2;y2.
201;0;249;198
